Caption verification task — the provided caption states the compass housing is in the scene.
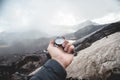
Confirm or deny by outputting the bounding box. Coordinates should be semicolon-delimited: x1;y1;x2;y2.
54;37;65;46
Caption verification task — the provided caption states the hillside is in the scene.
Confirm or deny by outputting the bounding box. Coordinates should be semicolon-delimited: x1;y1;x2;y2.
65;20;107;40
66;32;120;80
74;24;106;39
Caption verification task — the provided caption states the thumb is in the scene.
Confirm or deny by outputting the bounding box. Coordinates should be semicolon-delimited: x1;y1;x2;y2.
49;39;55;46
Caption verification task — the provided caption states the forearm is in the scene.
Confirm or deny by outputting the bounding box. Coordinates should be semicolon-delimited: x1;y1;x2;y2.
30;59;67;80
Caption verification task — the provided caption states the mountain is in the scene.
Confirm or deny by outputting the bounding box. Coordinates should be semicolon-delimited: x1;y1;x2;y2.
73;20;98;30
0;37;50;55
74;23;107;39
0;30;49;54
64;20;99;40
0;30;48;43
0;20;120;80
64;20;117;40
66;21;120;80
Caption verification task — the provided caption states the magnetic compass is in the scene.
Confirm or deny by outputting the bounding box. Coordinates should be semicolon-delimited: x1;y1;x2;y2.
54;36;65;46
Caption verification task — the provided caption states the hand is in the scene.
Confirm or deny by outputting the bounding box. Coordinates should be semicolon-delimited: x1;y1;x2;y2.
47;40;74;69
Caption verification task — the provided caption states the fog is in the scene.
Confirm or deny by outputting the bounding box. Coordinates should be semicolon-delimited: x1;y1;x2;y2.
0;0;120;54
0;0;120;35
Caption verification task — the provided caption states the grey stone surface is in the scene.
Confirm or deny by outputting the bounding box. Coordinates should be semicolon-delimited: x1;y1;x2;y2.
67;32;120;80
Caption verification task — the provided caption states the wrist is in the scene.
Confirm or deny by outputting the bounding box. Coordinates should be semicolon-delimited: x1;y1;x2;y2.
52;57;67;69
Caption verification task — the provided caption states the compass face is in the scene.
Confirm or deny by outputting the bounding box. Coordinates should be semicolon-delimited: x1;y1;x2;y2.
55;37;65;45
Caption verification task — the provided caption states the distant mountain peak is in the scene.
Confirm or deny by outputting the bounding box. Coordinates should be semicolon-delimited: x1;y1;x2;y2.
80;20;98;26
73;20;98;30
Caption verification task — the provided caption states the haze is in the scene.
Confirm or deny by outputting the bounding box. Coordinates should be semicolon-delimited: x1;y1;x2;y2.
0;0;120;36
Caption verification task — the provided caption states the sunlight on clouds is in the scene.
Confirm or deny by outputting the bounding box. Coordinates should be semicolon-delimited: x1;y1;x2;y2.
12;7;30;27
0;18;8;32
93;12;120;24
50;11;79;26
0;28;4;33
2;5;31;32
48;11;83;35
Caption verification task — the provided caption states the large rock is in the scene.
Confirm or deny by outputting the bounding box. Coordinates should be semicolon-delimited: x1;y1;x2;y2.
66;32;120;80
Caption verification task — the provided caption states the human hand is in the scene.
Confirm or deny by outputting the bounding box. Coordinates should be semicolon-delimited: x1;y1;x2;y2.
47;39;74;69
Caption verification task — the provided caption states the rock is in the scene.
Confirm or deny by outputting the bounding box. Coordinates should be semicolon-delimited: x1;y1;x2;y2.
66;32;120;80
0;50;49;80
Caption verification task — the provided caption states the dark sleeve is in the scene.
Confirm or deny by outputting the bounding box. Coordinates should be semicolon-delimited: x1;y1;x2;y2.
30;59;67;80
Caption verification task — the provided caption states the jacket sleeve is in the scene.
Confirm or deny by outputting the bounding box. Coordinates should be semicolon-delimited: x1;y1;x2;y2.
30;59;67;80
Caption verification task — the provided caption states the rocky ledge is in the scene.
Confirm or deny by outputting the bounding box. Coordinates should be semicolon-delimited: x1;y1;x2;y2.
67;32;120;80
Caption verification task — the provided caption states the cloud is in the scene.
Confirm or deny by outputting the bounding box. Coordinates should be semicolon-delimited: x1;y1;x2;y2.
0;0;3;5
117;0;120;2
0;0;120;36
0;0;4;10
116;0;120;6
0;0;80;35
92;12;120;24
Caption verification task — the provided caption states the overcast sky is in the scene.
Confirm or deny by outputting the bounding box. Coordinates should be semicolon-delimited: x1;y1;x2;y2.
0;0;120;35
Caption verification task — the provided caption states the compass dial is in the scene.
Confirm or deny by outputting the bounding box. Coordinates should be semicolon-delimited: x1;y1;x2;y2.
55;37;65;45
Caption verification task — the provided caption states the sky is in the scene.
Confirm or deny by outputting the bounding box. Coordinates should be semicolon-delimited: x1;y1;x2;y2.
0;0;120;36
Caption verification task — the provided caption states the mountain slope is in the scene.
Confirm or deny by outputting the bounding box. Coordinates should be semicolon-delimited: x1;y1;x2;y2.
74;23;107;39
73;20;98;30
65;20;99;40
66;32;120;80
